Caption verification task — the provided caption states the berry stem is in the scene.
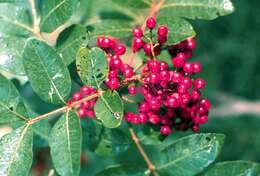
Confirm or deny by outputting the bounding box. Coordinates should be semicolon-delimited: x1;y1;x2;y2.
129;127;159;176
27;91;104;125
129;0;165;65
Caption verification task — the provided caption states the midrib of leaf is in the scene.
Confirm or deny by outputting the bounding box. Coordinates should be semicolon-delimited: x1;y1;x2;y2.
65;110;73;173
156;143;213;171
0;14;33;33
41;0;66;26
0;101;28;121
33;45;66;104
90;49;100;88
7;124;30;175
161;3;221;10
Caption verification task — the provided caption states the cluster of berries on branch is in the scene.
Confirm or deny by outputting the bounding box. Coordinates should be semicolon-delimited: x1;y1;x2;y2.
71;17;211;136
125;17;211;135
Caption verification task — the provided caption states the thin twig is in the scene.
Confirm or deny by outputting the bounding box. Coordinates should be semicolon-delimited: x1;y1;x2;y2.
122;96;136;103
129;127;159;176
27;91;103;125
28;0;42;38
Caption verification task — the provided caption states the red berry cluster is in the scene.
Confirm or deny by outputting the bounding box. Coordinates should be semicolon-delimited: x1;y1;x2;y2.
70;86;97;118
124;17;211;135
96;36;135;90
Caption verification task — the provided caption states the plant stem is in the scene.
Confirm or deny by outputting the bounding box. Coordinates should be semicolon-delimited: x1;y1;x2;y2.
129;127;159;176
27;91;104;125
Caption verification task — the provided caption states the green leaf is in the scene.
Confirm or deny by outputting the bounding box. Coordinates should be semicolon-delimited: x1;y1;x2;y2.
94;90;124;128
111;0;151;9
0;2;32;35
81;118;103;151
56;24;88;66
0;74;28;124
49;110;82;176
201;161;260;176
156;15;196;44
40;0;79;33
160;0;234;20
0;125;33;176
23;38;71;104
0;35;26;75
155;133;225;176
96;164;145;176
88;20;133;39
76;47;108;88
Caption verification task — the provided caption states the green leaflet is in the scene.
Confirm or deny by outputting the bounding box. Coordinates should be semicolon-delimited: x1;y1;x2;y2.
0;125;33;176
49;110;82;176
23;38;71;105
94;90;124;128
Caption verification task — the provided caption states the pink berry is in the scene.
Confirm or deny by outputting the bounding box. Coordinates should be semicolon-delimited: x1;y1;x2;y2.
200;99;211;110
183;62;194;74
81;101;90;109
108;69;118;78
132;38;143;52
160;126;172;135
194;78;206;89
115;45;126;55
138;113;148;123
192;125;200;132
160;61;168;70
128;85;138;94
86;110;95;118
157;25;168;36
139;102;150;113
78;108;87;118
143;43;152;56
193;62;202;74
73;92;83;101
159;70;169;81
147;60;160;73
81;85;91;95
146;17;156;29
166;97;179;108
186;37;196;50
199;115;208;124
106;78;120;90
191;90;201;101
132;27;143;37
169;71;182;83
149;113;160;124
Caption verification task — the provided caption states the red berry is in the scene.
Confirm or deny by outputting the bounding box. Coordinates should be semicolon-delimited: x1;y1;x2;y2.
191;90;201;101
169;71;182;83
157;25;168;36
194;78;206;89
147;60;160;73
172;52;186;68
86;109;95;118
178;84;188;94
181;77;193;88
199;115;208;124
143;43;152;56
149;73;160;84
101;37;111;48
111;55;123;69
166;97;179;108
132;38;143;52
160;126;172;135
193;62;202;74
149;99;160;110
200;99;211;110
146;17;156;29
81;85;91;95
77;108;87;118
157;35;167;44
139;102;150;113
81;101;90;109
159;70;169;81
73;92;83;101
186;37;196;50
108;69;118;78
115;45;126;55
128;85;138;94
132;27;143;37
138;113;148;123
183;62;194;74
106;78;120;90
149;113;160;124
122;65;134;78
160;61;168;71
192;125;200;132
